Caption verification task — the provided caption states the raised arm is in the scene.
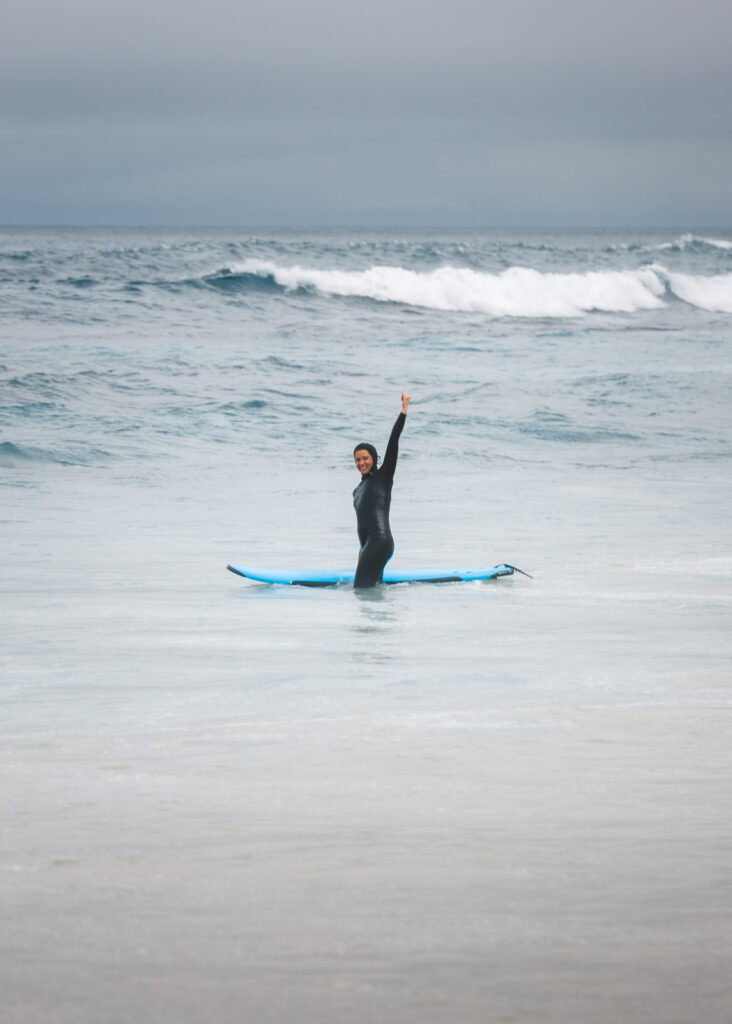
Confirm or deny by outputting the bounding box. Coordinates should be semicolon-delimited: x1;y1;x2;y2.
380;392;412;480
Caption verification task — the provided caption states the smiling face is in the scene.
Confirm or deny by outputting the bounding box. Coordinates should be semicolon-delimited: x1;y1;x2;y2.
354;449;374;475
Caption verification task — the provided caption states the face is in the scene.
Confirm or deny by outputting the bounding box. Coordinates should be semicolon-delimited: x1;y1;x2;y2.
354;449;374;475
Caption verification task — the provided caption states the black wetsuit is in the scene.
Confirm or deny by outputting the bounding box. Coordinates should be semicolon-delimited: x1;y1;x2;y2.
353;412;406;588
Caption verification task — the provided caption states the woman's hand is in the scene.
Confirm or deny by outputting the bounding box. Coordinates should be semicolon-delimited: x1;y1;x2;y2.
401;391;412;414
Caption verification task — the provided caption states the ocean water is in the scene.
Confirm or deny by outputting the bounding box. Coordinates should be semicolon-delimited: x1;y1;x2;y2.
2;226;731;1023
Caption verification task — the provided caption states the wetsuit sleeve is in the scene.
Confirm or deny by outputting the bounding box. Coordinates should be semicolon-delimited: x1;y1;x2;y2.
380;412;406;482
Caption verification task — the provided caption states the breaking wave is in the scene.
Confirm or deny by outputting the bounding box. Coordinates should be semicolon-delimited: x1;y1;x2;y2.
652;268;732;313
216;259;732;316
658;233;732;252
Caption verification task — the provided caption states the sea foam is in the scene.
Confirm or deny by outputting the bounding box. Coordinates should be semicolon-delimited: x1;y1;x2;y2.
228;260;671;317
662;270;732;313
658;233;732;252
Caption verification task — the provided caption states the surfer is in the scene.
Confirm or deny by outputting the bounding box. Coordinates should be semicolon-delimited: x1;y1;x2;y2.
352;391;411;587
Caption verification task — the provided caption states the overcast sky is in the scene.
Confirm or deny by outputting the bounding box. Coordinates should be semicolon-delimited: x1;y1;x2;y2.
2;0;730;226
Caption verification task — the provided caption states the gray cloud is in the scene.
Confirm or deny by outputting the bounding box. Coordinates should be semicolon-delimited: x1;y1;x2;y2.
2;0;731;224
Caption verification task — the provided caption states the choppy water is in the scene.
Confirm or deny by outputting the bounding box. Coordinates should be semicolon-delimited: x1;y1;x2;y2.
2;226;732;1023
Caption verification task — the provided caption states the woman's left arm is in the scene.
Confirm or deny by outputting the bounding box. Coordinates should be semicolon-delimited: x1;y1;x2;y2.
381;392;412;479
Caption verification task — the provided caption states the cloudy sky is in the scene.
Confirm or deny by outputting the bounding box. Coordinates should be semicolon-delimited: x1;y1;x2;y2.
2;0;730;226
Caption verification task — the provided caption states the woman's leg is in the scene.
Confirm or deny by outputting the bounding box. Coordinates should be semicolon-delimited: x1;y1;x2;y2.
354;534;394;588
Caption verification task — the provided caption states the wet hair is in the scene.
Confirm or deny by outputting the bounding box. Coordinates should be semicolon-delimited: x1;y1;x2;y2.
353;442;378;468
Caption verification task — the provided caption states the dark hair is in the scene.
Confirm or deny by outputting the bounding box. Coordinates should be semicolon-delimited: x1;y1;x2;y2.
353;442;378;466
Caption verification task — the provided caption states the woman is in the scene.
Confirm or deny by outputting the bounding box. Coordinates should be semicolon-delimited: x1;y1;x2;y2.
352;391;412;588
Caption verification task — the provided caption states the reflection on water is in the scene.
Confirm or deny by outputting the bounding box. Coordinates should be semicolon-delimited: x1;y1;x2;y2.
350;585;399;664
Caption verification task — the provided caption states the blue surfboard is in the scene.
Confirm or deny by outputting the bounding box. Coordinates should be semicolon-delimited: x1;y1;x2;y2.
227;563;528;587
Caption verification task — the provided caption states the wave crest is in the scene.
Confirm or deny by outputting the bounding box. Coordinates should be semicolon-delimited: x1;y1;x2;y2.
652;267;732;313
218;257;732;317
222;259;678;317
658;233;732;253
0;440;109;467
202;267;285;293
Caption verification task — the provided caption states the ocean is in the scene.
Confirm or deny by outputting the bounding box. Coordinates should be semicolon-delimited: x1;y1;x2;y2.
2;226;731;1023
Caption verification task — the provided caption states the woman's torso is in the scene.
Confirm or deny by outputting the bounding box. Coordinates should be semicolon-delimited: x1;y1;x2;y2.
353;469;394;545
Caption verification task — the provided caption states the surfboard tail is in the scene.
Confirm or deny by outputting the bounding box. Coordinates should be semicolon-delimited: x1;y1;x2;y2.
503;564;534;578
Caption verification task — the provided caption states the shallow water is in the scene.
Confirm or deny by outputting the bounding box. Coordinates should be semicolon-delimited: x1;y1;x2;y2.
2;227;732;1022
